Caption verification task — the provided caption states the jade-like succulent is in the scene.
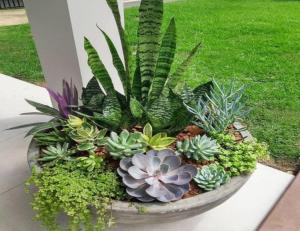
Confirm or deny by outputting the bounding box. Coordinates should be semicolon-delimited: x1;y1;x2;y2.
141;123;176;150
69;122;107;152
194;164;230;191
107;130;146;159
176;135;219;161
39;143;74;164
117;149;197;202
77;155;104;172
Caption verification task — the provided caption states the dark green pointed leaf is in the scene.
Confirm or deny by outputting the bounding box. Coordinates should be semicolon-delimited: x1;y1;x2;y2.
93;94;122;128
146;89;189;132
138;0;163;101
193;81;213;99
26;121;61;137
132;56;142;101
84;37;115;94
130;98;144;119
99;29;129;98
169;42;202;88
25;99;60;117
148;18;176;103
106;0;129;74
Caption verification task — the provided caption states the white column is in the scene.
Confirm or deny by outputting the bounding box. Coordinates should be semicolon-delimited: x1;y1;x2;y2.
23;0;125;98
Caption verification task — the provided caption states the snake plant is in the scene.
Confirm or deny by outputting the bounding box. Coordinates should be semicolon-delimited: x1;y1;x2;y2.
80;0;212;133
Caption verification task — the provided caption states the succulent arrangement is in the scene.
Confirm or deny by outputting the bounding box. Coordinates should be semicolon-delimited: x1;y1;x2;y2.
13;0;269;230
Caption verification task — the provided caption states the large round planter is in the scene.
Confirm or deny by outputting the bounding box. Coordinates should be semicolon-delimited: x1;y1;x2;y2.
27;122;253;224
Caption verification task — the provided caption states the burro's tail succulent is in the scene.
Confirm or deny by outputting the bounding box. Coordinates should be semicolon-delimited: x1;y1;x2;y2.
117;150;197;202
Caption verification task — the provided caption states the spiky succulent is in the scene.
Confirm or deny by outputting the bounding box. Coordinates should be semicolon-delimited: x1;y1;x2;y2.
69;122;107;152
39;143;74;164
185;80;247;133
117;150;197;202
107;130;146;159
141;123;176;150
176;135;219;161
194;164;230;191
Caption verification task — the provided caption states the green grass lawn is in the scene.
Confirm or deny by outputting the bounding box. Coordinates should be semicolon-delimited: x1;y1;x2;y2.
0;0;300;162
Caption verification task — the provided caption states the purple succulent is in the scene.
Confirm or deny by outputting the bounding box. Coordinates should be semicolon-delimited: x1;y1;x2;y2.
47;80;78;118
117;150;197;202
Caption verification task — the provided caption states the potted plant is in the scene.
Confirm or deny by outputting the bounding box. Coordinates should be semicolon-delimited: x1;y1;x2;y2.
14;0;269;230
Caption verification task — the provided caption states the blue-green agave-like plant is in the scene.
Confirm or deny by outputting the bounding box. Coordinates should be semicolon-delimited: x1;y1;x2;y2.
81;0;212;133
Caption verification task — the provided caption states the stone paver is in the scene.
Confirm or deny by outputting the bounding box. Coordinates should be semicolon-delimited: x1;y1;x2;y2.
0;74;295;230
0;9;28;26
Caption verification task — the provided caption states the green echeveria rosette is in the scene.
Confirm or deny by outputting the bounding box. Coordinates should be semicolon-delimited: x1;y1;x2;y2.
194;164;230;191
176;135;219;161
106;130;147;159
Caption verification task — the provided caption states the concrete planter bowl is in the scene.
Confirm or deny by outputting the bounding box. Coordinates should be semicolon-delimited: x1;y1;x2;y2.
27;123;252;224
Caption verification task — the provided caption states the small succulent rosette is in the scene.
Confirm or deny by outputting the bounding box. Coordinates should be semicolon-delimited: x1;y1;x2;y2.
117;149;197;202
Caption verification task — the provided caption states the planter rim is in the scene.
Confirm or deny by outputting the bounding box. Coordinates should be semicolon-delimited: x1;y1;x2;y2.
27;122;253;217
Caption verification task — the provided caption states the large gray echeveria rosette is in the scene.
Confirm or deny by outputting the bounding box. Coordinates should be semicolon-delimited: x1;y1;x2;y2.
117;150;197;202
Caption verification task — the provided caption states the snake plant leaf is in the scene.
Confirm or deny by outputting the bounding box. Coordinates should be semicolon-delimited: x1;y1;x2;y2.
25;99;60;117
94;94;122;128
82;77;104;105
137;0;163;102
106;0;129;73
193;81;213;100
99;29;129;98
148;18;176;104
82;77;106;113
132;56;142;101
130;97;144;119
146;89;188;132
84;37;116;95
169;42;202;88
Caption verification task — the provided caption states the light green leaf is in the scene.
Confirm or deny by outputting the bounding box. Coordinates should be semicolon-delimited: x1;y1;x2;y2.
130;98;144;119
143;123;153;138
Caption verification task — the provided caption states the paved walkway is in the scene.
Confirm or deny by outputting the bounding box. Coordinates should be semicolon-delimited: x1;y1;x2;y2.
0;74;295;230
0;9;28;26
0;1;178;27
